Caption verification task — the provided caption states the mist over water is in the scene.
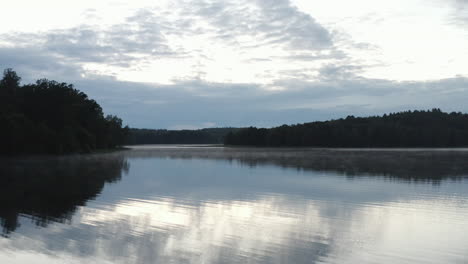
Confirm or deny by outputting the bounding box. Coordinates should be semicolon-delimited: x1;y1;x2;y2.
1;146;467;264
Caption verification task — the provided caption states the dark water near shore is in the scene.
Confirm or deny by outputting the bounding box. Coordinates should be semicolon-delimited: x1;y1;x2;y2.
1;146;468;263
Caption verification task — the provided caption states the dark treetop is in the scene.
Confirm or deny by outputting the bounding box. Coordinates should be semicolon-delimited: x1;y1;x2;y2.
224;109;468;147
0;69;128;154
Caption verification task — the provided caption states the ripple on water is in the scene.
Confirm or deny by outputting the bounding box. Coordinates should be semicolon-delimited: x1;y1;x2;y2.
1;147;468;263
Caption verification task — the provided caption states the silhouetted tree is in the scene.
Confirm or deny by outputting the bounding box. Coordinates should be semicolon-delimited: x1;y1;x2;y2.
0;69;128;155
0;68;20;113
225;109;468;148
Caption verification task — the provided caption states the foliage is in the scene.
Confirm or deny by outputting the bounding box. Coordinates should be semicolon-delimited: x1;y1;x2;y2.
224;109;468;147
0;69;129;154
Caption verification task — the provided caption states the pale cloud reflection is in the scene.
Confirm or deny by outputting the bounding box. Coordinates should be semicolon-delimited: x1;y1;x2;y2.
2;148;468;264
1;189;468;263
80;195;329;263
0;194;335;263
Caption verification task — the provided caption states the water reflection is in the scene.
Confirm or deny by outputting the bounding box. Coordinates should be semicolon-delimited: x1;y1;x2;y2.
0;154;129;236
127;146;468;182
0;147;467;264
13;196;335;264
2;194;467;263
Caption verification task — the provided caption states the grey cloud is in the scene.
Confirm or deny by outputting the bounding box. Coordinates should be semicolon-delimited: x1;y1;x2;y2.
2;11;175;68
1;2;466;130
0;2;346;83
0;47;84;83
2;41;467;130
318;64;364;81
244;50;347;64
448;0;468;24
255;0;332;49
285;50;347;61
273;62;364;84
179;0;333;51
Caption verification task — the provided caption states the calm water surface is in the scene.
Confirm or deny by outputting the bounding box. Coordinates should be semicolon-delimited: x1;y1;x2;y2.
1;146;468;263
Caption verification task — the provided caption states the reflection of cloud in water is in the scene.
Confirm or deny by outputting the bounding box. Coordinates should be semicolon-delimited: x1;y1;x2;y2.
1;191;468;263
2;193;468;264
1;195;338;263
1;147;468;263
81;195;335;264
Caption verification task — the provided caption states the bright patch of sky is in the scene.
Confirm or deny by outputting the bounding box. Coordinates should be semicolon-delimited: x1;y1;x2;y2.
293;0;468;81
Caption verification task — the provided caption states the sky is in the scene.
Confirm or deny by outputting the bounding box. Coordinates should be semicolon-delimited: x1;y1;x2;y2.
1;0;468;129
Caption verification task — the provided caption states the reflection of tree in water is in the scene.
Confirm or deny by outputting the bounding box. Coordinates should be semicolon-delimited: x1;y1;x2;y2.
129;148;468;183
233;150;468;184
0;154;129;236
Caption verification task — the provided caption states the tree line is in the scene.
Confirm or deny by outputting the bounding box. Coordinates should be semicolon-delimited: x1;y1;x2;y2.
224;109;468;147
126;127;238;145
0;69;129;155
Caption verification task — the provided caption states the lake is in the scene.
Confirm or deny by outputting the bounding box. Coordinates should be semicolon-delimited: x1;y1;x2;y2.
1;146;468;264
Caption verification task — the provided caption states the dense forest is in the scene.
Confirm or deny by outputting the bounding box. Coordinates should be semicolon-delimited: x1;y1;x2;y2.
224;109;468;147
126;127;238;145
0;69;129;155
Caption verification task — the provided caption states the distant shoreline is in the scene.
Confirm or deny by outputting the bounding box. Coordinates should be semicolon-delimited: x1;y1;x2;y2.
127;144;468;152
224;109;468;148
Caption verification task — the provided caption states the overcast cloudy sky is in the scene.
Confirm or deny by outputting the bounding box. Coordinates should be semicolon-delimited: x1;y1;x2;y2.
1;0;468;129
